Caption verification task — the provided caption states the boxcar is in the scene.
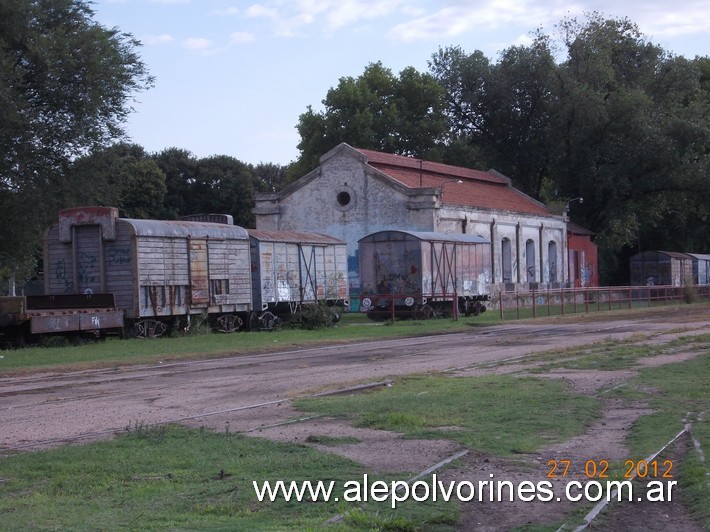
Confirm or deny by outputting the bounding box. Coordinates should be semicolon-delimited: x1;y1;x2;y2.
248;230;349;315
687;253;710;286
358;230;491;319
630;251;693;286
44;207;252;336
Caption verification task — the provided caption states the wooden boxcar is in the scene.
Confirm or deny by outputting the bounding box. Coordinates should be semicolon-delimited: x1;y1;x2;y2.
687;253;710;286
248;230;349;314
358;230;491;318
44;207;252;336
629;251;693;286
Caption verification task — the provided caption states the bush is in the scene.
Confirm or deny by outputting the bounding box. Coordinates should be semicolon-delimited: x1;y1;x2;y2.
289;303;341;330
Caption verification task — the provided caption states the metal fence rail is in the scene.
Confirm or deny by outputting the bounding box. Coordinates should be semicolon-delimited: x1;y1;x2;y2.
497;285;710;320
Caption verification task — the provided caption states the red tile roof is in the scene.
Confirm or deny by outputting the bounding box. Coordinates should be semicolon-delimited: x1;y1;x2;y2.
355;148;553;216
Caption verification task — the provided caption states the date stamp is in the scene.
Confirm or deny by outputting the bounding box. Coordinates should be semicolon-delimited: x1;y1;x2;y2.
546;459;674;479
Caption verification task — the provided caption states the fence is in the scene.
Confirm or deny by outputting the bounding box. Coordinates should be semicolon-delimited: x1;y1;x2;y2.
497;285;710;320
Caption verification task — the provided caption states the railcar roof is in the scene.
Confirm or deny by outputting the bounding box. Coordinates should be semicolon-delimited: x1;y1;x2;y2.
360;230;489;244
121;218;249;240
248;229;344;245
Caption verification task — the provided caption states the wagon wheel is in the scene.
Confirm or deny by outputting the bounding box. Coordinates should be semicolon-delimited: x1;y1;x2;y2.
258;311;282;331
216;313;243;333
136;319;167;339
414;304;434;320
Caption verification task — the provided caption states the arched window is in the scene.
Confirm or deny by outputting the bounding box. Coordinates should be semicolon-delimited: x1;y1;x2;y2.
548;241;558;282
502;238;512;282
526;239;536;283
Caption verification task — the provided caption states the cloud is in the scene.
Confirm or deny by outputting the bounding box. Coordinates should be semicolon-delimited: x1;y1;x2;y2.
183;37;212;51
230;31;255;44
244;0;410;37
211;6;241;16
386;0;559;43
143;34;174;45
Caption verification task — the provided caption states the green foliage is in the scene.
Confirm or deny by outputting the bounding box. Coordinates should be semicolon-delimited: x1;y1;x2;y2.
0;425;455;529
291;61;448;179
0;0;152;287
296;375;600;455
289;303;342;330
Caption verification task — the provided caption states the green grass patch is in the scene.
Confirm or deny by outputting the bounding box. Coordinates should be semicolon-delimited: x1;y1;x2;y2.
624;354;710;527
0;424;456;530
0;312;501;374
295;375;600;455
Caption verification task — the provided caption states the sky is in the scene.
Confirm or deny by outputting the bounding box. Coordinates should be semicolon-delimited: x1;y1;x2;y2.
92;0;710;166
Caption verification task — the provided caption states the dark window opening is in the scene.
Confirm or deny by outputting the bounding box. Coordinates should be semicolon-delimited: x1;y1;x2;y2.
337;191;351;206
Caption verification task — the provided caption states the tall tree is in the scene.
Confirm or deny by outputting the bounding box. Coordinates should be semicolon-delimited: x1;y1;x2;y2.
549;15;710;281
152;148;200;219
429;38;559;198
68;143;166;218
0;0;152;292
290;62;447;180
190;156;256;228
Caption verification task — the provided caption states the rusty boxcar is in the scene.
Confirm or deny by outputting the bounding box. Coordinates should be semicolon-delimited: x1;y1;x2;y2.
358;230;492;319
44;207;252;336
629;251;693;287
248;230;349;315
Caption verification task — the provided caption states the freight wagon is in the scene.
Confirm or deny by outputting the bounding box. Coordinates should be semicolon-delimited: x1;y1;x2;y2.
629;251;693;287
358;230;492;319
248;230;348;328
0;207;353;342
44;206;253;337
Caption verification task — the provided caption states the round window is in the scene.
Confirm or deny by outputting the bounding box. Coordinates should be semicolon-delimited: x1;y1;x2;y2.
337;191;351;207
334;185;356;212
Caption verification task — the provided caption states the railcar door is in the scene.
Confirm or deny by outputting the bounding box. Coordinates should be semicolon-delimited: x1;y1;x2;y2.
73;225;103;295
188;239;209;307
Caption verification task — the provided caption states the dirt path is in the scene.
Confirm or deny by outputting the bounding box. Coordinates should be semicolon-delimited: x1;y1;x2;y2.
1;305;709;529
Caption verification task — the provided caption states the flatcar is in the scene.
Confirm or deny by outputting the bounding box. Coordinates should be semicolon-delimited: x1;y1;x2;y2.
358;230;492;319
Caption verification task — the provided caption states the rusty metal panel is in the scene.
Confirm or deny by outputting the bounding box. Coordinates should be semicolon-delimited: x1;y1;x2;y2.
188;239;209;306
0;296;26;314
29;309;124;334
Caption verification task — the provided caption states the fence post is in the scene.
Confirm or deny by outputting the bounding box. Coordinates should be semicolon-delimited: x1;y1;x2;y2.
532;288;537;318
391;294;395;321
499;291;504;320
561;286;565;315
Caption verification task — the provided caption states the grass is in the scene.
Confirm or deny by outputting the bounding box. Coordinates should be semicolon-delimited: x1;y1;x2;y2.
621;354;710;527
0;424;456;530
295;375;600;455
0;312;500;373
3;306;709;529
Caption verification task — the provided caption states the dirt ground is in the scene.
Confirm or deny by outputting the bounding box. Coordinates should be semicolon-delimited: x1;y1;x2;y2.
1;305;709;530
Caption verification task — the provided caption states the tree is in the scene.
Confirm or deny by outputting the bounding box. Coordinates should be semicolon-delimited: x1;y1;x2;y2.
290;62;447;180
548;15;710;282
428;15;709;283
67;143;166;218
429;39;558;197
0;0;152;292
253;162;287;194
190;156;256;228
152;148;200;219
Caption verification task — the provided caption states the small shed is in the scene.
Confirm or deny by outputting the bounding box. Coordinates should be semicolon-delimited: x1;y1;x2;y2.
247;230;349;312
358;230;492;304
687;253;710;285
630;251;693;287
